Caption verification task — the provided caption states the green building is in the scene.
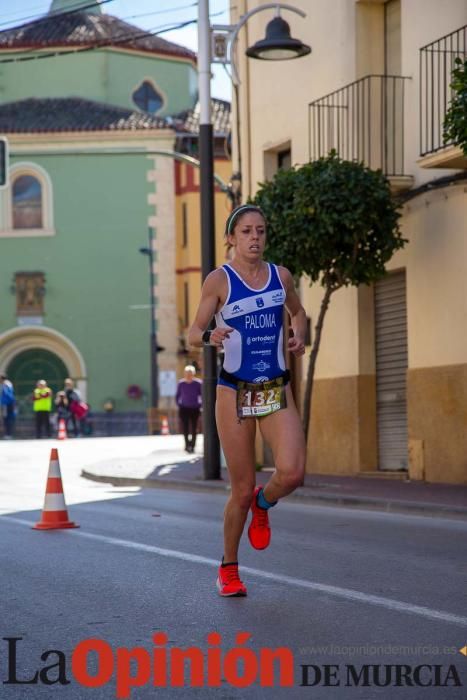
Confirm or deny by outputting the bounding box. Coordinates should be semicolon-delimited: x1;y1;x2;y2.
0;0;197;434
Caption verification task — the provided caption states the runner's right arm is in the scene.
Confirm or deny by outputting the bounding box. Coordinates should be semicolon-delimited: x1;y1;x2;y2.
188;269;232;348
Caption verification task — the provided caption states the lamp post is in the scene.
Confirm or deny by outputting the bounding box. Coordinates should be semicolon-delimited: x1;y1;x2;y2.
197;0;310;480
139;226;159;410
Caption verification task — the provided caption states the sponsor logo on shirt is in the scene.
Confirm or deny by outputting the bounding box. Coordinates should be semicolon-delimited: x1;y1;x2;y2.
272;291;285;303
246;334;275;345
231;304;243;314
255;297;265;308
254;376;270;383
252;360;271;372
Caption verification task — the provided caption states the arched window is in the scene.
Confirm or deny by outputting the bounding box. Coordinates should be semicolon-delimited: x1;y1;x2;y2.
12;174;43;229
132;80;164;114
1;163;54;238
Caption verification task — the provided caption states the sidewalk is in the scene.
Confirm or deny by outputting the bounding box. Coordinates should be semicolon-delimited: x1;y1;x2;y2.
81;444;467;519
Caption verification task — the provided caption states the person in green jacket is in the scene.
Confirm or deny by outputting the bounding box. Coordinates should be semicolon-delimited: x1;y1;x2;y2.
33;379;53;439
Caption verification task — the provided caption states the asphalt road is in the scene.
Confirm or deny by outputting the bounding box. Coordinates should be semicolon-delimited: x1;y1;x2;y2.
1;437;466;699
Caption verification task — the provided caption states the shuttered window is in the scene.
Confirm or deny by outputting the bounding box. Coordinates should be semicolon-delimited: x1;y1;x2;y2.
374;270;408;470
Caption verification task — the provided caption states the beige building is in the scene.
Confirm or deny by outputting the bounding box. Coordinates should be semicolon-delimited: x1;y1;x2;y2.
232;0;467;484
173;100;233;377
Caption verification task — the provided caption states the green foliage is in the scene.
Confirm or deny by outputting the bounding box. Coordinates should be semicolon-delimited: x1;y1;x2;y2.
251;152;405;289
443;57;467;156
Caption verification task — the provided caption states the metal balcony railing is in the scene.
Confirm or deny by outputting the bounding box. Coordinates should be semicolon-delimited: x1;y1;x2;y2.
420;25;467;157
308;75;410;177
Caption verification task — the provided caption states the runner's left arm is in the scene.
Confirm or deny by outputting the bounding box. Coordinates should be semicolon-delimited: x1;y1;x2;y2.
279;267;307;358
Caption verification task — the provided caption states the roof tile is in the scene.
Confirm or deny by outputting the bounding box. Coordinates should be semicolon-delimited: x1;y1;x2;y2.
0;97;171;133
0;11;196;61
171;99;231;136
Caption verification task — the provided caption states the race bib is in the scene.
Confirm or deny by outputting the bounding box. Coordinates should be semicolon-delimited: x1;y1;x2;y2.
236;377;287;418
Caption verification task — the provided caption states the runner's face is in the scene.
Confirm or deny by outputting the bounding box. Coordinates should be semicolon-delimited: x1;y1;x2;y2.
228;212;266;259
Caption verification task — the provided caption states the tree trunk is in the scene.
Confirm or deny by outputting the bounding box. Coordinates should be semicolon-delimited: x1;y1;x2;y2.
302;284;334;444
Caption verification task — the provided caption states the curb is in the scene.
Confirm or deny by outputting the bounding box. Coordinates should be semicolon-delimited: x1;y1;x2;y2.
81;470;467;520
81;470;228;493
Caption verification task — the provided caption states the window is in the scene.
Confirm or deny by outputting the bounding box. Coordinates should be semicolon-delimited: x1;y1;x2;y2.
13;175;42;229
277;149;291;170
263;141;292;181
384;0;401;75
132;80;164;114
1;162;54;238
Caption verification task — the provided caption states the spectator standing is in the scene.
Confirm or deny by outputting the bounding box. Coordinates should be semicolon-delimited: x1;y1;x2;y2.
1;374;16;439
33;379;53;439
64;377;81;437
176;365;202;453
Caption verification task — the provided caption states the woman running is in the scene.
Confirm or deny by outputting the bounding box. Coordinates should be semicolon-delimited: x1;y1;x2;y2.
189;204;307;596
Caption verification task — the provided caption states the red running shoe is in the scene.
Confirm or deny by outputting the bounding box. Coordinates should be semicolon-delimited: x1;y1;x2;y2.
216;563;247;597
248;486;271;550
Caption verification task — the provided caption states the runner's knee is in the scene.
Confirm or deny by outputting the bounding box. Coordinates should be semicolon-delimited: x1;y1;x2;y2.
230;482;256;510
275;465;304;491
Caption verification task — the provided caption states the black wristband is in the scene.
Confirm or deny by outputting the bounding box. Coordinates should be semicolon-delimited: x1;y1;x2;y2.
202;330;212;346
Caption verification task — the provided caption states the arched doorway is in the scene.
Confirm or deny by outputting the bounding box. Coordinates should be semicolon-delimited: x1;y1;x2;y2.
7;349;69;414
0;326;87;417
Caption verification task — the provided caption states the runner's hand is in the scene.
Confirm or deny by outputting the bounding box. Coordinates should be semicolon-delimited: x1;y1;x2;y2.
288;335;305;357
210;327;233;347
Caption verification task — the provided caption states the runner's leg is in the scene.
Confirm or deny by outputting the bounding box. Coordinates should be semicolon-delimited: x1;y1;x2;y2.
258;384;306;503
216;385;256;562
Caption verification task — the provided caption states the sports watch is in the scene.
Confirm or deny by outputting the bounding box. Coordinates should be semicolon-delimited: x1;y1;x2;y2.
202;330;212;346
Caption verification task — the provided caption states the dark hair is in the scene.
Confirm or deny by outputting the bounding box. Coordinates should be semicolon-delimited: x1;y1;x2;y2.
224;204;266;237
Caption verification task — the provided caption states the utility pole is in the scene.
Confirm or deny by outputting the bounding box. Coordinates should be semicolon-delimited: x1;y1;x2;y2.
139;227;159;409
198;0;221;479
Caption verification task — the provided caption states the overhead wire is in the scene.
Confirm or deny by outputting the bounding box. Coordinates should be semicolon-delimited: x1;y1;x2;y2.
0;8;229;65
0;1;232;33
0;20;196;64
114;2;197;25
0;0;116;33
0;1;203;31
0;3;52;24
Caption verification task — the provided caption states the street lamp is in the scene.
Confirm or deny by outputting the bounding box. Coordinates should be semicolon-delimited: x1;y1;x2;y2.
211;3;311;85
139;227;159;410
198;1;310;480
246;14;311;60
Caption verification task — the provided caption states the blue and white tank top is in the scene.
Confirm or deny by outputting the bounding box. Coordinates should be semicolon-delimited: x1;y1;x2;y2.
215;263;286;382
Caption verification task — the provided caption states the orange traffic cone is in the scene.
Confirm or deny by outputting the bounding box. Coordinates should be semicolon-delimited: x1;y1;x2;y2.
58;418;67;440
161;416;170;436
33;448;79;530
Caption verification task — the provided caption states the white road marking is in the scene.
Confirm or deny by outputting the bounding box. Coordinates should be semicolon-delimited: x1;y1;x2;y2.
4;515;467;628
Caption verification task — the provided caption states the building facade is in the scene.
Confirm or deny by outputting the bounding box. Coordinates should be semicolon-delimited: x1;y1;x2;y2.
0;0;198;428
232;0;467;484
173;99;233;376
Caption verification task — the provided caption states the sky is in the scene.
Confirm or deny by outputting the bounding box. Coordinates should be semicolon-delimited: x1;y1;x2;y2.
0;0;233;101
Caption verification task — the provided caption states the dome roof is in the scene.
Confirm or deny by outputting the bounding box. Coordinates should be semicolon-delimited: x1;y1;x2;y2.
0;96;172;133
0;7;196;62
